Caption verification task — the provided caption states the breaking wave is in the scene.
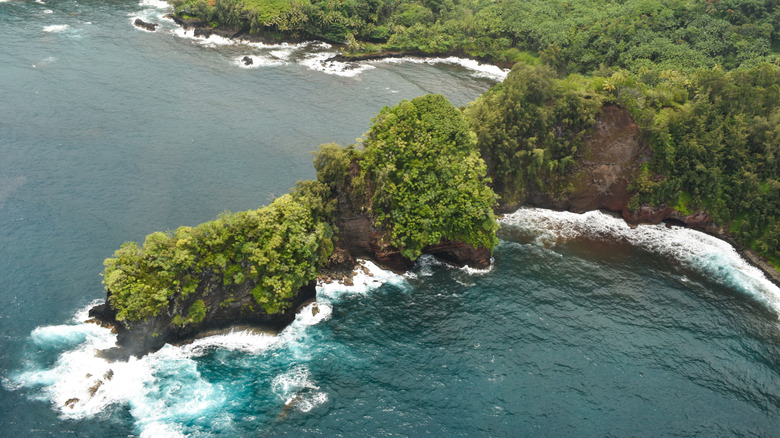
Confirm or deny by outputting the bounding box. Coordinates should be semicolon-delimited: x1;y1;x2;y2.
3;260;402;436
500;208;780;316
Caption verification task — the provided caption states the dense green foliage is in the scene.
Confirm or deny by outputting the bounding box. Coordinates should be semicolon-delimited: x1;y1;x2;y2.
465;63;601;204
103;182;334;321
315;94;499;259
463;61;780;270
173;299;207;327
604;63;780;267
170;0;779;72
361;94;499;258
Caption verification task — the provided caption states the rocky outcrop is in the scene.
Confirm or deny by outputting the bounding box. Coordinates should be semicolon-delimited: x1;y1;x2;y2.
89;185;490;360
89;277;315;360
326;214;491;275
133;19;158;32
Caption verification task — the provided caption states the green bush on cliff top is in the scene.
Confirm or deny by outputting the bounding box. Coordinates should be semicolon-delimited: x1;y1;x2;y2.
316;94;499;260
103;182;334;322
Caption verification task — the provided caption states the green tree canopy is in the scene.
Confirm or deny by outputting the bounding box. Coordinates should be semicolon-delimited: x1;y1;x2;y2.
103;182;334;321
358;94;499;259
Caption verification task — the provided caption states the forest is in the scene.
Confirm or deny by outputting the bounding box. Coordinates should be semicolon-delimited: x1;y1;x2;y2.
465;61;780;270
170;0;780;72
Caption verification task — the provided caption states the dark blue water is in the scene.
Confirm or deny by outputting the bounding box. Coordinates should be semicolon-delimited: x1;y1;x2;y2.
2;0;780;436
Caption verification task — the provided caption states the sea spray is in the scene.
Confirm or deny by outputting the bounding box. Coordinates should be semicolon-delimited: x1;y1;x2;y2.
372;56;509;81
500;208;780;317
43;24;68;33
5;260;403;435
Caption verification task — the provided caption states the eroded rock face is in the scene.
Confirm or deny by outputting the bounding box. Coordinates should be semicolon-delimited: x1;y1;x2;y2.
328;214;491;274
522;105;649;215
89;279;315;360
518;105;719;232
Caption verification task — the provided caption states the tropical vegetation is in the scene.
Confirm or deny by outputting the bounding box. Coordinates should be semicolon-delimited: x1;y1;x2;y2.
315;94;499;259
169;0;780;71
103;182;335;321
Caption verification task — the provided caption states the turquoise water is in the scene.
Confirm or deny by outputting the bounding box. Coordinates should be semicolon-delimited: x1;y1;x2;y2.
2;0;780;436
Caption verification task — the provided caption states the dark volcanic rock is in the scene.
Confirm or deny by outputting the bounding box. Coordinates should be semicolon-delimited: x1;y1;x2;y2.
330;213;490;275
520;105;649;215
133;18;158;32
90;279;315;360
242;56;253;66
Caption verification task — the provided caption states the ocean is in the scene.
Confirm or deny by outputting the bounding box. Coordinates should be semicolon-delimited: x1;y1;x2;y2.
1;0;779;436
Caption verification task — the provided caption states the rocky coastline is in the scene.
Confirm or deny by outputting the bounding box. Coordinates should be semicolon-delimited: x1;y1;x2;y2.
91;21;778;360
88;201;491;360
163;13;512;69
510;104;780;288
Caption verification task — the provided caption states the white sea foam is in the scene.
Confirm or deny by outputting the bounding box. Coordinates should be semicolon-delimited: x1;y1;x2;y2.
374;56;509;81
139;0;170;9
72;299;104;323
413;254;494;277
271;366;328;412
43;9;53;14
298;51;376;77
269;48;294;60
43;24;68;33
234;55;285;69
31;56;56;68
317;259;406;299
138;422;186;438
243;40;303;50
501;207;780;316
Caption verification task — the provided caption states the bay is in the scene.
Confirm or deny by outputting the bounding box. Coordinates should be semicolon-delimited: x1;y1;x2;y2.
1;0;779;436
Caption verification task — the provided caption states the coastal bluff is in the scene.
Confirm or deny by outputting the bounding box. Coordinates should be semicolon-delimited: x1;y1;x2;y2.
88;220;489;360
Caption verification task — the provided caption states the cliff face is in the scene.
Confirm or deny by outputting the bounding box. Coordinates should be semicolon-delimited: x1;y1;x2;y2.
518;105;645;214
90;192;490;360
518;105;717;231
327;214;491;275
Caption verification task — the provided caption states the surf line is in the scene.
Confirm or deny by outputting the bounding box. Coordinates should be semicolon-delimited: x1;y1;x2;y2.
500;207;780;318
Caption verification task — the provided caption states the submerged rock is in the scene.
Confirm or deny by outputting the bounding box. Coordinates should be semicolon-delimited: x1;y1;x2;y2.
133;18;158;32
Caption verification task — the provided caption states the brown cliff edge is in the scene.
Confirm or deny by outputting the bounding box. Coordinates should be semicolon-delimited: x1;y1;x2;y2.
514;104;780;288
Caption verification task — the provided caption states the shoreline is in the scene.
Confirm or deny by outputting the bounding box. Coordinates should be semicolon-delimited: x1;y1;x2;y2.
163;13;514;71
504;204;780;291
155;12;780;302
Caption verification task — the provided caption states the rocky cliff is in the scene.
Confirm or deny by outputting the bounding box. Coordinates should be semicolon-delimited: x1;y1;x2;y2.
516;105;716;231
516;104;780;286
89;275;316;360
89;204;490;360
